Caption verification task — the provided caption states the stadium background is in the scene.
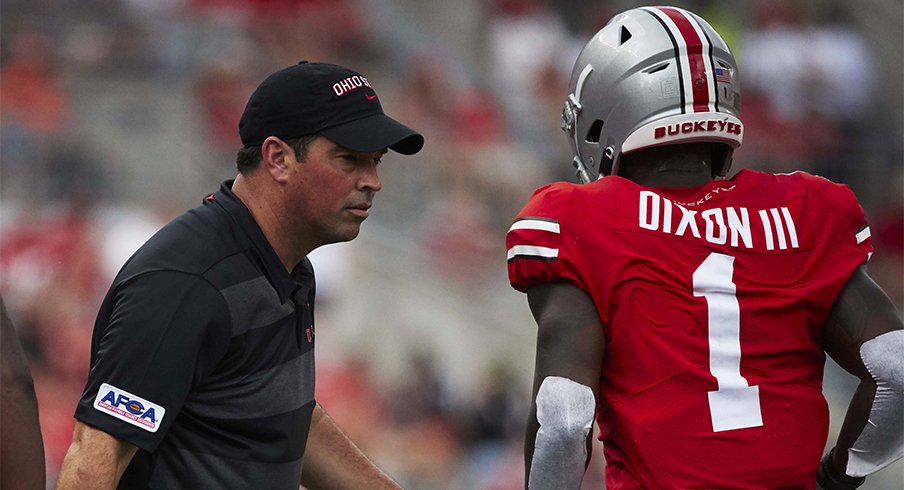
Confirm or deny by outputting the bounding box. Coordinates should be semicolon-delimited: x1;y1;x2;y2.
1;0;901;487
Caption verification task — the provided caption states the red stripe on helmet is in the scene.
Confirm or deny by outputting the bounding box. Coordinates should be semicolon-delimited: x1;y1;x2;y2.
659;7;711;113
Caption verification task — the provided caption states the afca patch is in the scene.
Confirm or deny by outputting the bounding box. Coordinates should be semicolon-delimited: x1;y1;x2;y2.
93;383;165;433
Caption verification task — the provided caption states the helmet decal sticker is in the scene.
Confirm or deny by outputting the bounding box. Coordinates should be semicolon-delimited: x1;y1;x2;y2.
644;7;717;114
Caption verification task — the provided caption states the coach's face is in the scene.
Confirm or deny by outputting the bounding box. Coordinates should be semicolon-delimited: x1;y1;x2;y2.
286;136;383;247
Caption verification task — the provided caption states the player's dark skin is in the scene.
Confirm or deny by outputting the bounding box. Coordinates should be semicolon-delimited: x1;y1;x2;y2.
523;143;903;489
1;297;46;490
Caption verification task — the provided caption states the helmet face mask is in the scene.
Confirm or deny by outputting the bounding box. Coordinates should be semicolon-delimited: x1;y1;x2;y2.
562;6;743;183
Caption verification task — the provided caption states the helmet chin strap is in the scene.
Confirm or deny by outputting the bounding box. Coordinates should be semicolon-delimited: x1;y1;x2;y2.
563;94;593;183
562;65;596;184
571;156;593;184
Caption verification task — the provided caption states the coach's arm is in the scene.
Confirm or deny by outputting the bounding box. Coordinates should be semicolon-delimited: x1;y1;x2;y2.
1;297;46;490
56;422;138;489
300;403;401;489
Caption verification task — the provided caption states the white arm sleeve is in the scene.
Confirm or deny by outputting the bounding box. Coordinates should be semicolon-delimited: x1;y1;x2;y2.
846;330;904;477
529;376;596;490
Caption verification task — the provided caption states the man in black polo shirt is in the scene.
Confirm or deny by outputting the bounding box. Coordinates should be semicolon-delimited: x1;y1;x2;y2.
57;62;424;489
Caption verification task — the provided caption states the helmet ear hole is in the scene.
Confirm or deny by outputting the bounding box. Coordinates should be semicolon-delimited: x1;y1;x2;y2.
586;120;605;143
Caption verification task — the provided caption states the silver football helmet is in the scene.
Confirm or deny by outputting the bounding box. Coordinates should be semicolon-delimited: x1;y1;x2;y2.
562;6;743;182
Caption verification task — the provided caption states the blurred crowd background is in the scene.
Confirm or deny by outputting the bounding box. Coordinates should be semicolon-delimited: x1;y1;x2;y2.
1;0;901;488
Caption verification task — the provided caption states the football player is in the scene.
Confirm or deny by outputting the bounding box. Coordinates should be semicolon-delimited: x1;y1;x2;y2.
507;6;903;489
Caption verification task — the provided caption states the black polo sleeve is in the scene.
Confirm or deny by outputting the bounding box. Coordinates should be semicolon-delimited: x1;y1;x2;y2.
74;270;231;452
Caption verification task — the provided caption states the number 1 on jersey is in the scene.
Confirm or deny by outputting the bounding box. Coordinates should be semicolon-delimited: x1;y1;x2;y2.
693;252;763;432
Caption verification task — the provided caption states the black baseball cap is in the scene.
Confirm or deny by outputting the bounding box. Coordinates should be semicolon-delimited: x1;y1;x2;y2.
238;61;424;155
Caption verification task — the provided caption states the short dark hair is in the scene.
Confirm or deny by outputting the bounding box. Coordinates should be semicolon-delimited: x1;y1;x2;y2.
235;135;318;173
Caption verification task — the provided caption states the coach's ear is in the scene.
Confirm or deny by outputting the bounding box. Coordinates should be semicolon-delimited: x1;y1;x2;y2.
260;136;293;184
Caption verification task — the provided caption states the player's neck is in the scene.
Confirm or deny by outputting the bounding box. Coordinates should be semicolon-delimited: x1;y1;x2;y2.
633;168;714;188
619;148;715;188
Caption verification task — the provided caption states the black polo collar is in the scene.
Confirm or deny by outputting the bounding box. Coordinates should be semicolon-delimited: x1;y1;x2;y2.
208;180;313;303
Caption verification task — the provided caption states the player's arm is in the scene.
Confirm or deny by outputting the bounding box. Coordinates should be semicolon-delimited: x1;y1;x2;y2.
56;421;138;490
818;265;904;489
524;282;605;490
1;297;46;490
299;403;401;489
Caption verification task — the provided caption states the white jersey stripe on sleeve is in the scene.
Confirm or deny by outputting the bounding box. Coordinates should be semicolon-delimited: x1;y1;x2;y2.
507;245;559;261
509;219;561;234
856;226;871;244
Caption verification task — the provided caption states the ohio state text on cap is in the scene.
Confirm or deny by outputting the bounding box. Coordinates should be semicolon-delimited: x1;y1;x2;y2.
239;61;424;155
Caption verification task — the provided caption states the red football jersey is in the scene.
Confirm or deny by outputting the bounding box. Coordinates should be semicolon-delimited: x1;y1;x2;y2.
507;169;872;489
